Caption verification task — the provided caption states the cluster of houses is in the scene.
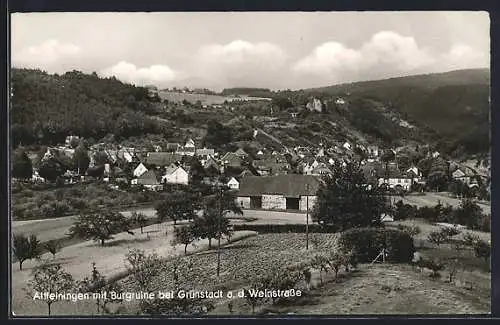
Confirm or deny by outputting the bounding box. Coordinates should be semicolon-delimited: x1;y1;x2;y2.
24;133;490;212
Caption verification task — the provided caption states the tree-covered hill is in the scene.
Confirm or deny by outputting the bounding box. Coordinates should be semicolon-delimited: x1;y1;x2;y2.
10;68;490;158
10;68;166;148
302;69;490;155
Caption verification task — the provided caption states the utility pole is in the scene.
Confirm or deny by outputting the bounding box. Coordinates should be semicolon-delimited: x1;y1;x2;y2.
306;183;309;250
216;185;222;277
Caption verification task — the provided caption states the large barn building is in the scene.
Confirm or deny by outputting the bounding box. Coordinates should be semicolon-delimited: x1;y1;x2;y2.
237;175;321;211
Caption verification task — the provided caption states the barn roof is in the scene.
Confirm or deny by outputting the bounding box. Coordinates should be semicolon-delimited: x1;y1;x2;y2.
143;152;182;167
238;175;321;197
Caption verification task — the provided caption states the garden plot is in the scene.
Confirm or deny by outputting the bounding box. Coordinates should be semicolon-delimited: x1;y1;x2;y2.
11;220;256;316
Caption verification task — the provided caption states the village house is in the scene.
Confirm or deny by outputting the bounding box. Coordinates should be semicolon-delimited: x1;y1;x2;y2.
175;139;196;157
335;97;346;105
133;162;148;178
143;152;183;168
306;98;323;112
196;148;215;158
367;145;380;158
237;175;320;211
227;177;240;190
452;167;476;185
252;155;290;176
376;164;413;191
221;152;244;168
343;141;352;151
132;170;163;191
117;148;135;163
234;148;249;158
166;143;181;152
65;135;80;148
308;163;332;176
203;155;222;171
406;166;422;182
31;169;45;183
162;165;189;185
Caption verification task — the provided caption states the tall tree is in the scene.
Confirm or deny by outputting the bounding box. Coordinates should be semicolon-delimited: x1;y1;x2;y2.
73;142;90;175
27;262;74;316
12;149;33;180
312;162;388;231
172;224;200;255
156;191;197;225
203;121;232;148
12;234;42;270
68;212;134;246
454;199;483;229
189;158;206;185
38;157;65;182
194;185;242;249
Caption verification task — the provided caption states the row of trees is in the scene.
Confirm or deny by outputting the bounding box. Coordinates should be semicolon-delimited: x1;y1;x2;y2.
162;186;242;254
392;199;490;232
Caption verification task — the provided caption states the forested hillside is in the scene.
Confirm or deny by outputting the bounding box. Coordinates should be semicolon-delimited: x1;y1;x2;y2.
10;69;167;147
303;69;490;155
10;68;490;158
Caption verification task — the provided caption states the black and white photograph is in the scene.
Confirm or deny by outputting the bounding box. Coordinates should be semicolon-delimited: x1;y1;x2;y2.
10;11;491;316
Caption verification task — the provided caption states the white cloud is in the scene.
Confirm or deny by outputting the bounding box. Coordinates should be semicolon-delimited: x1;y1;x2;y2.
293;42;363;75
199;40;287;65
440;44;489;69
361;31;435;70
293;31;436;80
100;61;178;86
194;40;288;88
13;39;81;67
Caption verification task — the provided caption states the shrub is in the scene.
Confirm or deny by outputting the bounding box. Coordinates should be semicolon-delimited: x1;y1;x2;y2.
396;224;421;237
463;232;480;246
44;239;60;257
418;258;444;279
68;197;88;210
440;226;461;239
427;230;447;246
473;240;491;262
41;201;71;218
340;228;415;263
478;214;491;233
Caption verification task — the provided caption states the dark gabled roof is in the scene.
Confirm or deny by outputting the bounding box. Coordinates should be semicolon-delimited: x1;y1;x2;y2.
239;169;257;178
238;175;321;197
222;152;244;164
143;152;183;166
234;148;248;157
137;169;161;185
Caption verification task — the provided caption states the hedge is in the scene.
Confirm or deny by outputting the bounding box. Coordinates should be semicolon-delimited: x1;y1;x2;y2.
340;227;415;263
232;223;340;233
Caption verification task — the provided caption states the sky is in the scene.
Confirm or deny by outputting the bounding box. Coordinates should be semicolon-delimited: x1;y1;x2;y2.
11;11;490;91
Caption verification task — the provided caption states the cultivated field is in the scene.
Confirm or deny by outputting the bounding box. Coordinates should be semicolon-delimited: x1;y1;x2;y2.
246;264;490;315
11;218;491;316
11;220;257;316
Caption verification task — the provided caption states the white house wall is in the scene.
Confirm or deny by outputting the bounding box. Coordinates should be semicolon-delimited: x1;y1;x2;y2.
165;169;189;185
262;194;286;210
237;197;251;209
300;196;317;212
